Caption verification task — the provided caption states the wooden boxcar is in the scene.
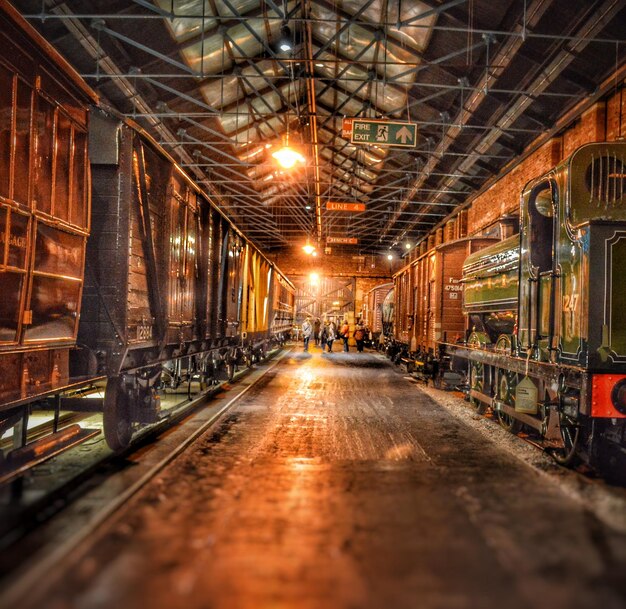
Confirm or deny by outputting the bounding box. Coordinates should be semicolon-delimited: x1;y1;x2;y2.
0;1;97;434
80;109;295;448
0;2;295;466
393;237;498;360
363;282;393;340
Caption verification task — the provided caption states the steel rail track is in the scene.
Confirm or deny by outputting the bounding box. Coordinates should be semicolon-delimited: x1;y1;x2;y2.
0;412;90;452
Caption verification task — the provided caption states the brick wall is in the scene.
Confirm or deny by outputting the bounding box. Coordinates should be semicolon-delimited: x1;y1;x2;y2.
272;248;399;278
466;85;626;235
467;139;561;232
606;89;626;140
272;248;395;325
561;103;606;158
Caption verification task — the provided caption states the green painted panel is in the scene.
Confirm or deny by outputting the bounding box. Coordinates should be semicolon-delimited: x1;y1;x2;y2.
350;120;417;147
463;270;519;312
463;235;519;313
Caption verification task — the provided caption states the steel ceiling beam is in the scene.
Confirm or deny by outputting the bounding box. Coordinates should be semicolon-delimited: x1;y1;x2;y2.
304;7;323;245
389;0;626;245
378;0;556;242
90;20;196;76
400;0;467;27
22;10;626;46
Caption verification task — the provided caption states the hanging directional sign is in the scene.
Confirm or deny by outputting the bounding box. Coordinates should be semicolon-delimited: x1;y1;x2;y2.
342;118;387;139
350;119;418;147
327;236;358;244
326;201;366;212
342;118;354;139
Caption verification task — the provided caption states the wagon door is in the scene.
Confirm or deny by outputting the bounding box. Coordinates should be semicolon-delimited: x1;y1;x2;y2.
167;177;199;343
24;93;89;347
223;231;245;338
427;253;438;349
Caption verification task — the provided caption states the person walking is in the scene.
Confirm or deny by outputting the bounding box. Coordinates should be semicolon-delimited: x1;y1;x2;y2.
302;317;312;352
326;320;337;352
320;321;328;352
313;317;321;347
340;319;350;352
354;323;366;353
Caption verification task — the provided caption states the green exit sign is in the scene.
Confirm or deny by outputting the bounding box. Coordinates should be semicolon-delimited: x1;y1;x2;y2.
350;120;417;147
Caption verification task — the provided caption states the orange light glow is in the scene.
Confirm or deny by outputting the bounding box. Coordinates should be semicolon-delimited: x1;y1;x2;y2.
272;146;305;169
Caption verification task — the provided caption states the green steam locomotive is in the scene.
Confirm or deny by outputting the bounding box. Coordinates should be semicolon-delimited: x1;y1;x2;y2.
394;141;626;470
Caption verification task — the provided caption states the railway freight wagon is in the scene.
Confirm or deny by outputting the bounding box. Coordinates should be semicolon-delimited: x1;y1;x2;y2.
80;109;295;449
0;1;295;471
363;283;393;341
381;288;394;340
0;1;99;456
391;237;497;378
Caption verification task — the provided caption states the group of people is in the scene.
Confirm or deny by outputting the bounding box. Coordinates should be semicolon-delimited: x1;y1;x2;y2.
301;317;368;353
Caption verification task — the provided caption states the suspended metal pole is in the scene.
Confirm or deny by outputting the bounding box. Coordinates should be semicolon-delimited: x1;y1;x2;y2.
304;6;323;246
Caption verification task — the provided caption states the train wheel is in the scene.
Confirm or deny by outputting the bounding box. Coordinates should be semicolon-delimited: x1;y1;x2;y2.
551;414;580;466
103;377;133;451
468;361;487;414
496;370;522;434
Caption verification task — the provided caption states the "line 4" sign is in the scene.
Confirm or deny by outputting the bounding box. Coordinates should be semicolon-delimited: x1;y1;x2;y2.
326;201;366;212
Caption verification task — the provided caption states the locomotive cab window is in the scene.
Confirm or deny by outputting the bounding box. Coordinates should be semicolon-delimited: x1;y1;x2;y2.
568;145;626;226
585;154;625;205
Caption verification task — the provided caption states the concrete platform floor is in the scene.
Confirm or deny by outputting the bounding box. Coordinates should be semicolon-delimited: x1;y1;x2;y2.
23;349;626;609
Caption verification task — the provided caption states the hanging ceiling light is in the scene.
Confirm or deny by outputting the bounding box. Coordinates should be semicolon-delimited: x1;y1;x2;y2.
279;24;293;52
271;53;306;170
272;145;305;169
303;235;316;255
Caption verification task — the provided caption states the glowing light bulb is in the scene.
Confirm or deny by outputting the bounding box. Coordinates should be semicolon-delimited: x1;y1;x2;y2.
303;243;315;255
272;146;305;169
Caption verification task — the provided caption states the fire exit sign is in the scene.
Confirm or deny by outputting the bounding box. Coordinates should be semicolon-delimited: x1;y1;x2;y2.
350;120;417;147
